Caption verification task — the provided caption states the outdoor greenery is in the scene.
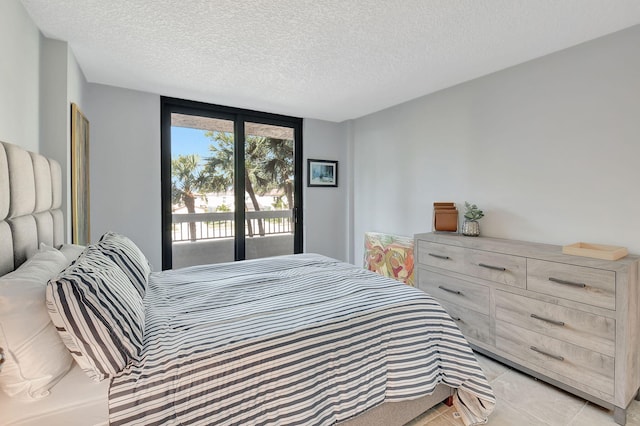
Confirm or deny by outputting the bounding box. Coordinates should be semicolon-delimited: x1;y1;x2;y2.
203;131;294;209
171;131;294;240
171;154;208;241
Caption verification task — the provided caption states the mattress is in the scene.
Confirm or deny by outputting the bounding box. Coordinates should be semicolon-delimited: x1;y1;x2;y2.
0;362;109;426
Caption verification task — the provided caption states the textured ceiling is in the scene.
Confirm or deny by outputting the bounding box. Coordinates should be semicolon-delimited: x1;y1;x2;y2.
20;0;640;122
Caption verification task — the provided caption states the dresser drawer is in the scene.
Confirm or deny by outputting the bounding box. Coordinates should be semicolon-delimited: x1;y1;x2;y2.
414;232;640;420
417;241;466;273
527;259;616;310
496;322;614;396
465;248;526;288
418;270;489;315
437;299;492;346
495;290;615;356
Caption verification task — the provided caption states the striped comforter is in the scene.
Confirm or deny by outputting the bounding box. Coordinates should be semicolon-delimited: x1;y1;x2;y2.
108;254;494;425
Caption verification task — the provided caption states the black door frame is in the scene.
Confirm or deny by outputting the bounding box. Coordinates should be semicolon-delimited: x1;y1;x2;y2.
160;96;303;270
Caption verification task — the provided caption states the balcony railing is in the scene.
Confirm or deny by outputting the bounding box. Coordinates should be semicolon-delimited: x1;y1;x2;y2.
172;210;293;242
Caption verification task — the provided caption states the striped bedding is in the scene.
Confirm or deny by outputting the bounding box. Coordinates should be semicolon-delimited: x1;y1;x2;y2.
108;253;494;425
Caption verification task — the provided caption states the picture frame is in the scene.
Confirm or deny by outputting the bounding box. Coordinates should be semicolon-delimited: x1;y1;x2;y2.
307;159;338;187
71;102;90;245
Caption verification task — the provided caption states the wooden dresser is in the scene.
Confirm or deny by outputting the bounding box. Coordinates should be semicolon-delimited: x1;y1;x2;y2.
414;232;640;425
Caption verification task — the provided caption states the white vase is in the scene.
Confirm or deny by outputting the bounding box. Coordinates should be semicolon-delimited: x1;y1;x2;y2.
462;220;480;237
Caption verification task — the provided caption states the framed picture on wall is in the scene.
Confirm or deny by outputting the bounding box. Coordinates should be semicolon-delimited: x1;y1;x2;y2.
71;102;90;245
307;159;338;187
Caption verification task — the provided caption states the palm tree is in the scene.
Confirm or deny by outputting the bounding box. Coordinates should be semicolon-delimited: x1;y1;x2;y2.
203;131;264;236
260;137;294;209
204;131;294;237
171;154;209;241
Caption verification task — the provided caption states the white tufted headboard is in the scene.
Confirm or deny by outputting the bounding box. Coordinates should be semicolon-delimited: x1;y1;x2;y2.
0;141;64;276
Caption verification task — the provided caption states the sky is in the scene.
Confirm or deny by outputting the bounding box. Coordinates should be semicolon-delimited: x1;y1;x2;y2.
171;126;214;161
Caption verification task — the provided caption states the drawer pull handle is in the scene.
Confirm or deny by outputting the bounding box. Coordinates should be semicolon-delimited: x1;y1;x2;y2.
438;285;461;295
428;253;450;260
530;314;565;327
548;277;586;288
478;263;506;271
530;346;564;361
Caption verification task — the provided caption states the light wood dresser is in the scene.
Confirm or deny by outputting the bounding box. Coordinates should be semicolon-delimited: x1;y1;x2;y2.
414;232;640;425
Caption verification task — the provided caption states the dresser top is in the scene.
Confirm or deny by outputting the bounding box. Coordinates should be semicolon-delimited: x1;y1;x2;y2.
415;232;640;271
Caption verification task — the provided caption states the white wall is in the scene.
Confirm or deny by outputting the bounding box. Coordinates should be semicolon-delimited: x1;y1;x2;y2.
303;119;350;261
0;0;349;266
0;0;40;151
0;0;350;264
1;0;87;243
352;25;640;262
8;0;636;267
40;39;88;241
82;91;350;268
85;84;162;268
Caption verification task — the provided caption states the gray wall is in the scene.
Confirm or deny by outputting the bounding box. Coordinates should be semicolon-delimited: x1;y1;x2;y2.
303;119;350;261
1;0;350;266
2;0;88;242
83;90;350;269
0;0;41;152
351;25;640;262
6;0;638;267
84;84;162;268
39;39;88;241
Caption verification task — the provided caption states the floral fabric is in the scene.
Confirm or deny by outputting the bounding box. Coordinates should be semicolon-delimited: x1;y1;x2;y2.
363;232;415;286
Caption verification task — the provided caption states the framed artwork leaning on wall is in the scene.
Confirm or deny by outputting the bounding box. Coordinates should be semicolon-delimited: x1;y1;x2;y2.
71;102;90;245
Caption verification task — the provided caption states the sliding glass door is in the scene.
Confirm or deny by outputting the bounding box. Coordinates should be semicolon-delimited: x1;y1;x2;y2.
161;98;303;269
243;121;298;260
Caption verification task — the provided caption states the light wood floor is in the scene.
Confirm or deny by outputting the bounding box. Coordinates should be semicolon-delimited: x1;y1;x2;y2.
406;352;640;426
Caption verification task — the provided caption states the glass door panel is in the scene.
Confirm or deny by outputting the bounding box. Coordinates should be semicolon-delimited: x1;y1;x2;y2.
161;97;302;269
170;113;235;268
244;122;295;260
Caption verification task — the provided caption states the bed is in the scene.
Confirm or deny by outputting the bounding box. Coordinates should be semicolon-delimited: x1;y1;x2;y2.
0;141;495;425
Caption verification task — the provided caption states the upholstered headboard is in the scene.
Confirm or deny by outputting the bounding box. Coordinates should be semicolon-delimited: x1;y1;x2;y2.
0;141;64;276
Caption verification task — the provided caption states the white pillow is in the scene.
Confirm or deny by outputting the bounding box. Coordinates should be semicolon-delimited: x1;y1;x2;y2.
0;248;73;400
57;243;86;264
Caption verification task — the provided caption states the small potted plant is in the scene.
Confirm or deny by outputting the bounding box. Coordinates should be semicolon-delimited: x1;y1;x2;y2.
462;202;484;236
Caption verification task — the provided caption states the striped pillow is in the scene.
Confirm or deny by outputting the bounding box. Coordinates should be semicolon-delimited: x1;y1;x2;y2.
96;231;150;298
46;247;145;382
